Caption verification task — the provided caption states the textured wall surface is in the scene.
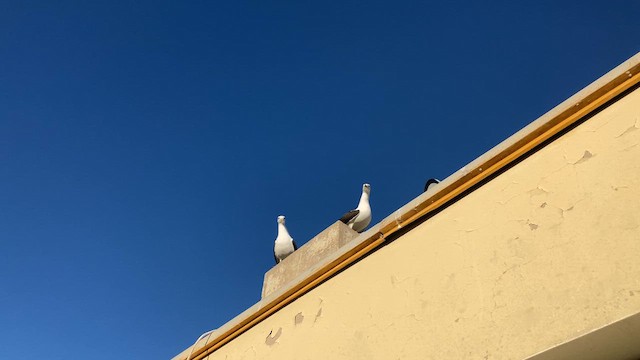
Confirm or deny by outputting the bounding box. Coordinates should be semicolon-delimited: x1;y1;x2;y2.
204;88;640;360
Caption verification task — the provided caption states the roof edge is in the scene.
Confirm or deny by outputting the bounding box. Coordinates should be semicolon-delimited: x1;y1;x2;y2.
175;52;640;360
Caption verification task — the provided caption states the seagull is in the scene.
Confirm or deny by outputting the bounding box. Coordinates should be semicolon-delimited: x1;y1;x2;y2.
339;183;372;233
424;178;440;192
273;215;297;264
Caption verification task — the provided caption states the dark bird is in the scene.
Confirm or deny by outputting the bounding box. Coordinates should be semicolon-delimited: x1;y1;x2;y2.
424;178;440;192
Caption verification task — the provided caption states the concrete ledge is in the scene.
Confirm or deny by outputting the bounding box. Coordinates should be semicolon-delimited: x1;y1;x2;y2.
525;312;640;360
262;221;359;298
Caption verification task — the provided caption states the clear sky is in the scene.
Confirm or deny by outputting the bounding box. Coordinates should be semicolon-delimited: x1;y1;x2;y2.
1;1;638;359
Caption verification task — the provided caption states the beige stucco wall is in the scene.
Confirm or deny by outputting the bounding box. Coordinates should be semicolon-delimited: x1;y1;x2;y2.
203;87;640;360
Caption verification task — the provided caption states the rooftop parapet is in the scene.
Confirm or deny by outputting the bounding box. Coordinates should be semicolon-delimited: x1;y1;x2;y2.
262;221;359;298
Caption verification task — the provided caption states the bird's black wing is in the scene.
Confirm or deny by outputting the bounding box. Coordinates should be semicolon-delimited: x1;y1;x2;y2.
292;239;298;250
274;251;279;264
424;178;440;192
339;209;359;224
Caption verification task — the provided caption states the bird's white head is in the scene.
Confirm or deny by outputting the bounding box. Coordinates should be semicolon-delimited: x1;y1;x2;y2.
277;215;286;224
362;183;371;195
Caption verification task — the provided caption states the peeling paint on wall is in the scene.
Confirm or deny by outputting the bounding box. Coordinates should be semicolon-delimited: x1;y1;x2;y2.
265;328;282;346
573;150;594;165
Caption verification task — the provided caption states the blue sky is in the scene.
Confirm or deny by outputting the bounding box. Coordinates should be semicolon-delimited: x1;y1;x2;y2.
0;1;638;358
